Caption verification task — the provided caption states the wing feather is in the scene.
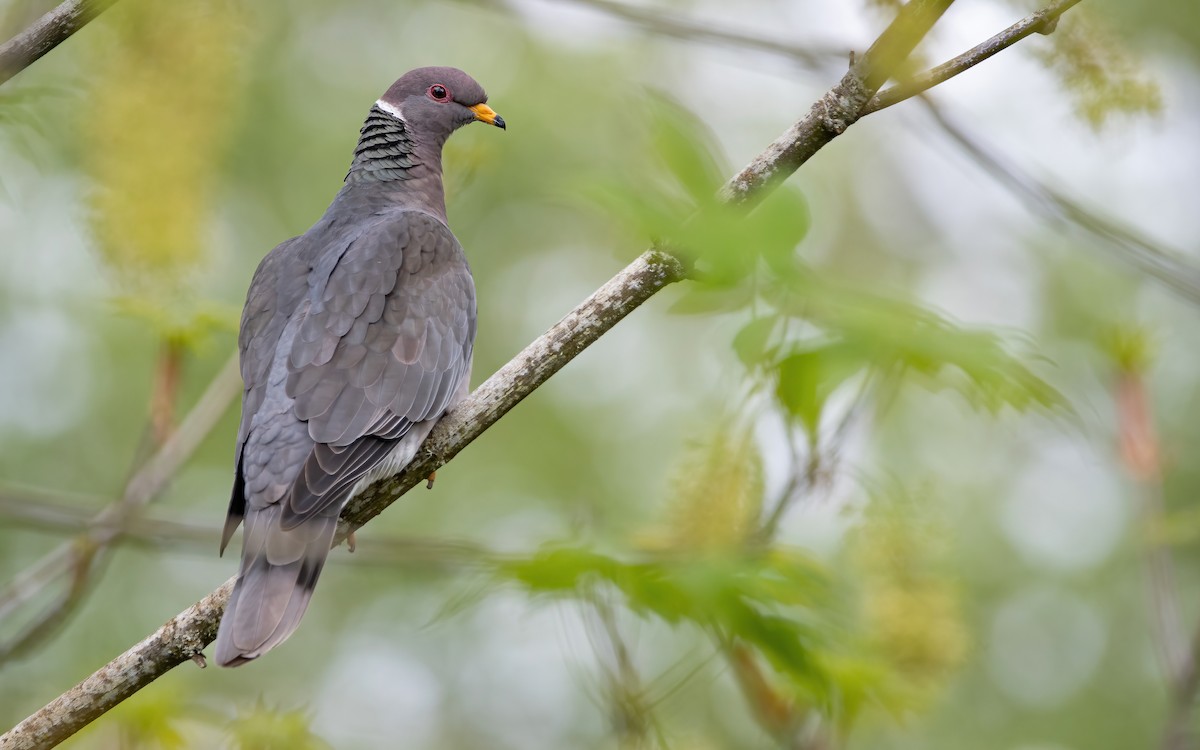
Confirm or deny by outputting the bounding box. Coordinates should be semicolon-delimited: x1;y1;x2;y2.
218;210;475;666
280;211;474;523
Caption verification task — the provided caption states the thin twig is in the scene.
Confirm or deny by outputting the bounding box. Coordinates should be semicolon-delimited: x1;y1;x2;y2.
1164;624;1200;750
0;0;118;86
0;541;103;663
862;0;1083;115
1113;367;1198;750
720;0;956;205
0;355;240;665
0;487;494;570
536;0;842;69
0;548;70;623
756;375;872;544
588;593;660;746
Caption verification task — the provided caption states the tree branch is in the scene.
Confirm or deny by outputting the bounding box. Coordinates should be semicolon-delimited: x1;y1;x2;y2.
0;0;117;87
862;0;1083;115
4;0;1094;744
720;0;955;205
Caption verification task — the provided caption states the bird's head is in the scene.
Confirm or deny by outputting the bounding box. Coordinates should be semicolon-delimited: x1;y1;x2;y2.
377;66;505;141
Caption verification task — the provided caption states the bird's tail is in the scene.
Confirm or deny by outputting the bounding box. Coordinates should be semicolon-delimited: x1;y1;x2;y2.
214;505;338;667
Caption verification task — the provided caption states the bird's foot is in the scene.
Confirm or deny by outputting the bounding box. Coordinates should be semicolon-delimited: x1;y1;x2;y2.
426;471;437;489
347;531;357;553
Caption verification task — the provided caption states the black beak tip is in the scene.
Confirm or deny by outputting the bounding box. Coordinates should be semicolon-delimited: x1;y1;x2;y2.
493;115;506;130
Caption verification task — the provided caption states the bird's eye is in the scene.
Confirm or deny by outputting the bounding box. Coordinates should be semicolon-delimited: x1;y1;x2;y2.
429;84;450;102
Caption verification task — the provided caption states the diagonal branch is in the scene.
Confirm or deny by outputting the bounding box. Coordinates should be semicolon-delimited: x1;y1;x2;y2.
3;0;1096;746
0;0;118;87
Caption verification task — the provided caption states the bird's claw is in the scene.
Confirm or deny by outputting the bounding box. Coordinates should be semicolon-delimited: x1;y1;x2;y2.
347;531;357;553
426;471;437;489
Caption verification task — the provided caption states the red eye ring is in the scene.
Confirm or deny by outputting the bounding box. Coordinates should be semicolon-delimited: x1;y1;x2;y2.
428;84;450;102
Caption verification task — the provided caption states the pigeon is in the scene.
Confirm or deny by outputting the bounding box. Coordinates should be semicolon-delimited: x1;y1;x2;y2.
214;67;504;667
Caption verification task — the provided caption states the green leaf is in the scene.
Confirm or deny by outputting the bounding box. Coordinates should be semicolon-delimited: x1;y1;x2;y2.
500;545;834;700
649;96;728;206
678;204;757;287
733;315;779;369
768;280;1065;415
751;187;811;279
667;284;754;315
774;342;863;432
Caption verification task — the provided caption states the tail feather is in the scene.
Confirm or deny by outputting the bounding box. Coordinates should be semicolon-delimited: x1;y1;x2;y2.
214;506;337;667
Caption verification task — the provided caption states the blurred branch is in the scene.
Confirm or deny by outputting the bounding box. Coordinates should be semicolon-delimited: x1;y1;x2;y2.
728;642;829;749
756;368;875;544
1114;365;1198;750
739;381;873;748
1165;625;1200;750
919;98;1200;304
530;0;842;69
0;354;240;666
587;594;662;747
0;540;102;665
0;0;117;86
756;422;815;544
6;1;1093;745
149;341;185;445
0;486;493;570
1114;370;1185;674
1104;352;1200;750
862;0;1081;115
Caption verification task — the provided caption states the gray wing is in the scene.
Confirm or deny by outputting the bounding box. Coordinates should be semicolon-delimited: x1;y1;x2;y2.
220;236;308;553
215;212;475;666
284;211;476;525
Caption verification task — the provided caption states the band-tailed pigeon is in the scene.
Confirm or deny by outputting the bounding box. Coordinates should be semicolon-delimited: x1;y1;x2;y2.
214;67;504;667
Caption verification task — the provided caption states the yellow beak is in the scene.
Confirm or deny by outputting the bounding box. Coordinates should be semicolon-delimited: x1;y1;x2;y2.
469;103;506;130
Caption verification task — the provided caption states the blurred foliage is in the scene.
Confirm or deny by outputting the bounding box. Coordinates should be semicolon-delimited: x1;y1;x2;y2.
227;701;331;750
595;98;1063;441
84;0;248;345
501;545;837;703
643;418;764;552
1036;13;1163;129
848;489;968;709
1101;323;1155;375
0;0;1194;749
111;688;190;749
0;86;61;169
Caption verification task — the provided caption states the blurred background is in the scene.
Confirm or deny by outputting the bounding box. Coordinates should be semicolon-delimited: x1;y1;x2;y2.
0;0;1197;747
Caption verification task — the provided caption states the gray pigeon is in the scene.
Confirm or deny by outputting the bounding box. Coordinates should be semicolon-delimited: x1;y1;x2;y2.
214;67;504;667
